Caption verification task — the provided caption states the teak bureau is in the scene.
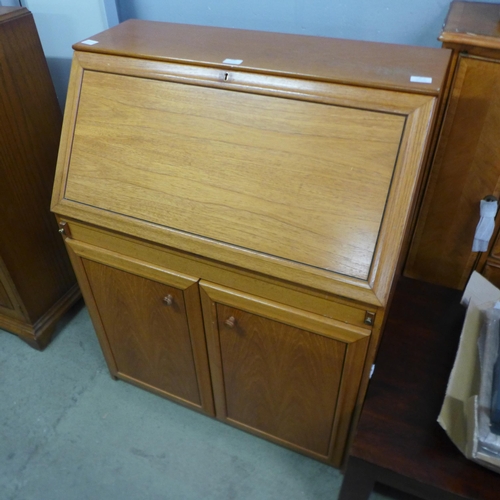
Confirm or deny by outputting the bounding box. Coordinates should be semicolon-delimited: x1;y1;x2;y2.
51;20;450;466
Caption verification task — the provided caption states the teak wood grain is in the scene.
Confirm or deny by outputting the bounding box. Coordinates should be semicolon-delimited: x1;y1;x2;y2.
200;280;370;465
54;48;440;306
65;220;375;328
81;258;213;414
66;70;403;281
216;303;344;456
71;19;449;95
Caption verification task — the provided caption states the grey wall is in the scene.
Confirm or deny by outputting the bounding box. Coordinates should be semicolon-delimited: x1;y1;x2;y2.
115;0;496;48
21;0;112;107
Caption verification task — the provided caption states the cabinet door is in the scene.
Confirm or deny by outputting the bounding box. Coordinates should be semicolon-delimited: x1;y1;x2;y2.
200;281;370;465
67;240;214;415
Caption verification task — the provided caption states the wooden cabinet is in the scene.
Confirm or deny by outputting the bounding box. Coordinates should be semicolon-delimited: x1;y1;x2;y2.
0;7;80;349
405;1;500;289
51;20;449;465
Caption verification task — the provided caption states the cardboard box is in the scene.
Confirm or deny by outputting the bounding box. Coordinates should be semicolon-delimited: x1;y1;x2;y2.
438;271;500;472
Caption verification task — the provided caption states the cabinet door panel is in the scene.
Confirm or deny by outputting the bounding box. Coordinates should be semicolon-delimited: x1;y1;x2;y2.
82;259;202;406
199;281;359;460
216;303;345;456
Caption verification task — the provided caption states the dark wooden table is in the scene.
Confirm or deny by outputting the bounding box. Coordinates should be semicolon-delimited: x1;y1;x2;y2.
339;277;500;500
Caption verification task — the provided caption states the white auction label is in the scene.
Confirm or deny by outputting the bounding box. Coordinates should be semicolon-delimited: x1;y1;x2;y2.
410;75;432;84
223;58;243;65
81;39;99;46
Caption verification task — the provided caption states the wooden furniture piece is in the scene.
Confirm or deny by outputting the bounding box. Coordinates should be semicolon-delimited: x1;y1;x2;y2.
0;7;80;350
51;20;450;466
405;1;500;290
339;277;500;500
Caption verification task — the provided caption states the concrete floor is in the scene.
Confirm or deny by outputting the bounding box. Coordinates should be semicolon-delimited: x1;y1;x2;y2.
1;303;402;500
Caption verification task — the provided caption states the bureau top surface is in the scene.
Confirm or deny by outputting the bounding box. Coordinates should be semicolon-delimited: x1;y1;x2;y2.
73;19;449;95
440;1;500;49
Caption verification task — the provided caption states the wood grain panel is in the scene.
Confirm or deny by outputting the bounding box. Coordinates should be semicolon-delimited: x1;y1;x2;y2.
215;303;345;456
82;259;202;406
65;71;404;280
406;55;500;289
200;281;349;458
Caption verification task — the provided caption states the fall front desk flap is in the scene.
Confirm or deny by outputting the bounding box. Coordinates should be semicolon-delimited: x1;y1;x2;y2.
52;20;450;306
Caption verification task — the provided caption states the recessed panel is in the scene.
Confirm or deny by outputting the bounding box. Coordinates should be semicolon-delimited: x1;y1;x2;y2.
66;71;405;280
82;259;201;405
216;302;346;456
